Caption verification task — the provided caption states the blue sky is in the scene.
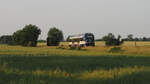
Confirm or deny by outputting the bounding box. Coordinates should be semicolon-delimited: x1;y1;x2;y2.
0;0;150;39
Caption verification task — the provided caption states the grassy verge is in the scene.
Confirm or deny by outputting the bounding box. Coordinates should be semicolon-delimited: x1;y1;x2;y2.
0;55;150;84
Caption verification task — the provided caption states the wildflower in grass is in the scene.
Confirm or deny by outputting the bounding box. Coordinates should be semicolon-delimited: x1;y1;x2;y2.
64;72;69;77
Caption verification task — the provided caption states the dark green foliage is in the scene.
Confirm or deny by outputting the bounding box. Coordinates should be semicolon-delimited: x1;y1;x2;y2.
47;27;64;46
47;37;59;46
13;30;25;45
12;24;41;46
102;33;115;41
38;40;46;43
123;34;150;41
0;35;13;45
69;46;87;51
69;46;77;50
103;33;123;46
66;36;71;42
99;34;150;41
127;34;134;41
109;47;124;53
105;38;123;46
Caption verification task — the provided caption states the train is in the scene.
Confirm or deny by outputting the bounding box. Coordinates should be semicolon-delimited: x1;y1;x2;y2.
68;33;95;47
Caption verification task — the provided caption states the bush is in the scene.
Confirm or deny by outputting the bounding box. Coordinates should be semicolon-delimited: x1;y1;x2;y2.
109;47;123;53
47;27;64;46
102;33;123;46
47;37;60;46
0;35;13;45
69;46;77;50
106;39;123;46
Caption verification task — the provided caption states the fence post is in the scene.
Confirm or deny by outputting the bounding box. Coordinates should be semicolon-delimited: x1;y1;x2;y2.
135;41;137;47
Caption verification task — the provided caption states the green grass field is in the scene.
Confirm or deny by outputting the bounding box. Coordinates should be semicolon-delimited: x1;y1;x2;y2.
0;41;150;84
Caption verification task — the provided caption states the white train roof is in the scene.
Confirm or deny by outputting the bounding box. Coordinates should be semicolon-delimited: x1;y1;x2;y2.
69;34;85;39
69;33;94;39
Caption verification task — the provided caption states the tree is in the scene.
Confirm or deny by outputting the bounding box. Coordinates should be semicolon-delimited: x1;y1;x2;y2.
142;37;147;41
47;27;64;46
102;33;123;46
102;33;115;41
127;34;133;41
0;35;13;44
66;36;71;42
117;35;121;40
13;30;24;45
13;24;41;46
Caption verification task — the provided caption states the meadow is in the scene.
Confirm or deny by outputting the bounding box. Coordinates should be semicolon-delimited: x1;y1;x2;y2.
0;41;150;84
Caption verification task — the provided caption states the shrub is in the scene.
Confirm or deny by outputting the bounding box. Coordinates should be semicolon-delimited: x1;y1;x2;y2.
102;33;123;46
0;35;13;45
106;38;123;46
69;46;77;50
47;27;64;46
109;47;123;53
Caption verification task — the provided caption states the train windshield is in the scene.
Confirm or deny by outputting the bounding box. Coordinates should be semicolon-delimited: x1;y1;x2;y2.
86;34;94;42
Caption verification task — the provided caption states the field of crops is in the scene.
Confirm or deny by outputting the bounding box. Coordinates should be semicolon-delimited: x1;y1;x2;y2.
0;41;150;84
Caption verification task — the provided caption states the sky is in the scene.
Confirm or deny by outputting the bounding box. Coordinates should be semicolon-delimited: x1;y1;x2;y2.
0;0;150;39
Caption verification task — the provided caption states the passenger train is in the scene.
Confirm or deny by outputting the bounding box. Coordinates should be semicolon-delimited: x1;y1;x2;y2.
68;33;95;47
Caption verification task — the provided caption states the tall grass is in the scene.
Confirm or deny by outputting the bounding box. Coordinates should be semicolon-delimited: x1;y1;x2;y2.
0;42;150;84
0;55;150;84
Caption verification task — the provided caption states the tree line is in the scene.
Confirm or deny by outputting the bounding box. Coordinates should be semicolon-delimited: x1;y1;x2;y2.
0;24;150;46
96;33;150;46
96;34;150;41
0;24;63;47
